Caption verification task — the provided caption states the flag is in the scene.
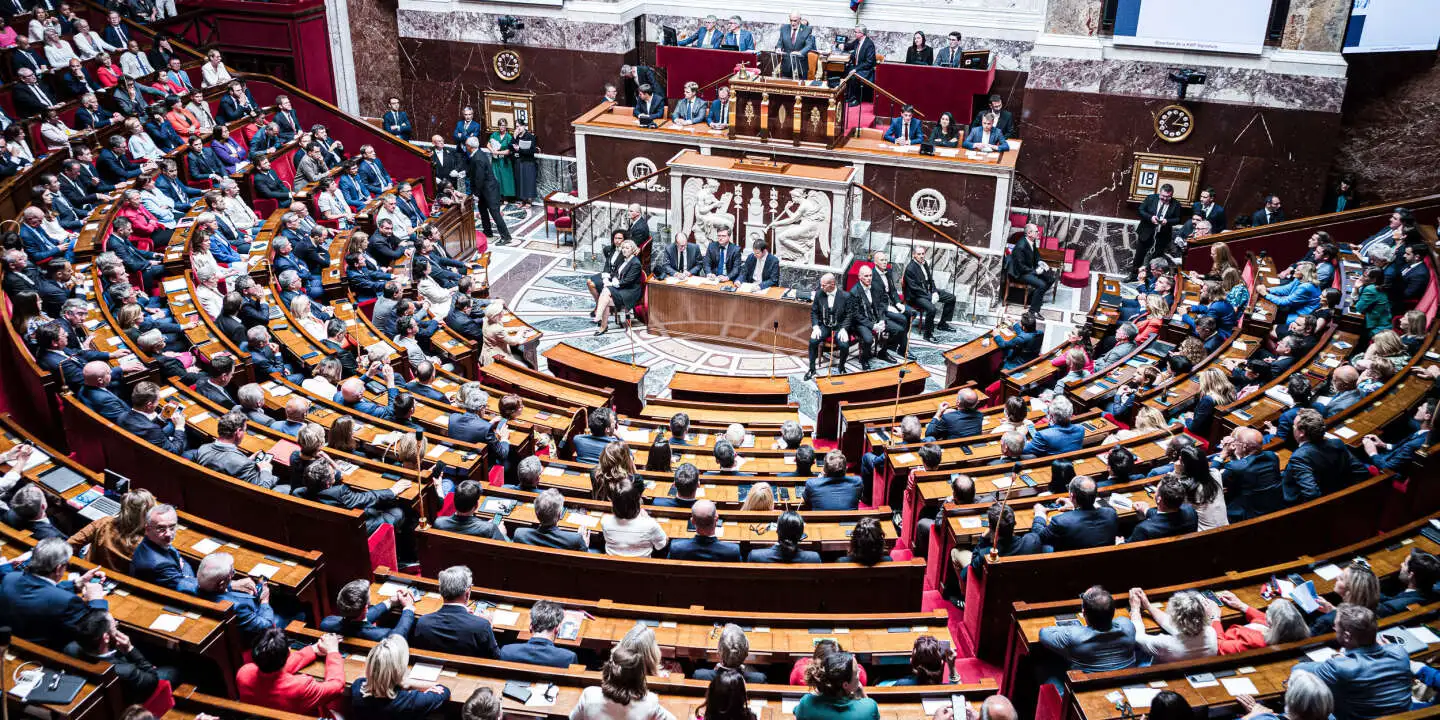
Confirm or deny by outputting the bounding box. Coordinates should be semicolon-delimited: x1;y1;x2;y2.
850;0;863;12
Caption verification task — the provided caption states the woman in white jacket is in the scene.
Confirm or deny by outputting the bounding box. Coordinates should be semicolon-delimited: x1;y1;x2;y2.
414;258;451;319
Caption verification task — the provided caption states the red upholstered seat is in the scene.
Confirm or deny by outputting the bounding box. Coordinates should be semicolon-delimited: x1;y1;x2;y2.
357;298;377;318
142;680;174;717
1035;684;1064;720
367;522;397;573
272;152;297;188
844;260;875;292
1008;212;1028;229
1060;258;1091;289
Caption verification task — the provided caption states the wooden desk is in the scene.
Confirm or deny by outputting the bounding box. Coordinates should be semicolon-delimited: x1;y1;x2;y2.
668;371;791;405
647;278;811;352
635;397;803;431
813;363;929;440
542;343;648;416
944;330;1004;388
3;637;121;720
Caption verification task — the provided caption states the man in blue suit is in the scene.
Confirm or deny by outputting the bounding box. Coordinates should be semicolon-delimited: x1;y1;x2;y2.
78;360;130;422
571;407;619;464
118;381;189;455
0;538;109;646
20;206;74;263
1031;477;1119;551
734;240;780;289
678;15;724;47
1377;549;1440;617
319;579;416;640
962;113;1011;152
1213;427;1285;520
405;362;449;403
356;145;393;196
195;553;278;640
338;162;372;211
453;106;483;146
708;86;732;128
925;388;984;441
705;228;742;279
1364;400;1433;472
130;504;198;594
1283;409;1370;505
721;16;755;50
803;451;863;511
1291;605;1412;720
997;312;1043;369
1037;585;1137;673
336;373;399;421
499;600;578;668
632;84;666;126
669;501;743;561
883;105;924;146
97;135;141;185
1125;478;1198;543
1024;397;1085;456
413;565;501;658
671;83;710;126
383;97;412;140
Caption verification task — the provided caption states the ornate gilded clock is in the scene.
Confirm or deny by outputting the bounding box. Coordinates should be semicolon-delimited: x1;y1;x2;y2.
1154;104;1194;143
493;50;523;82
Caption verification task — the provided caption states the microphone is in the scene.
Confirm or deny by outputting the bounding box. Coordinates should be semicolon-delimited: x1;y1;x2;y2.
771;321;779;378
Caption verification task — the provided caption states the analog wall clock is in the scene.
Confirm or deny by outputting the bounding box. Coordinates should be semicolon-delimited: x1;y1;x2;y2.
493;50;523;82
1155;104;1195;143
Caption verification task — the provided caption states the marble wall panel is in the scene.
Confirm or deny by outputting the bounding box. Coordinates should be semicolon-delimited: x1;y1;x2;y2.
1280;0;1349;52
1042;0;1103;37
398;9;634;54
1027;56;1347;113
860;164;998;250
347;0;402;115
1331;53;1440;208
1015;88;1342;220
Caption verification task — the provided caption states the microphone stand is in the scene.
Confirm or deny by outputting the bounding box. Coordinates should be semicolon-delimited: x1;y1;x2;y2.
889;366;909;427
626;312;636;369
826;332;837;378
770;321;779;378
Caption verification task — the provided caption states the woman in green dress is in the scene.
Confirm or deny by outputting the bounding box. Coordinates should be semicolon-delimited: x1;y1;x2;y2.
488;119;517;205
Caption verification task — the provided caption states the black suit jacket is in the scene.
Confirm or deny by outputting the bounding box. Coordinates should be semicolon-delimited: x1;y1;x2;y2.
117;409;185;454
467;150;500;200
1032;506;1118;551
1191;202;1227;231
654;242;703;279
1251;208;1285;226
13;82;56;117
847;281;884;328
971;109;1016;139
252;170;291;201
902;260;937;300
628;215;650;245
1136;193;1183;244
735;253;780;289
847;36;876;74
430;146;462;183
412;604;501;658
1006;236;1041;279
444;308;485;342
811;290;850;330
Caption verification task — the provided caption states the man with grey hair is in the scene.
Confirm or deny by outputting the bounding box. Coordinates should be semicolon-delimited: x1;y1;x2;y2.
413;565;501;658
1;248;40;300
464;135;510;245
245;326;302;384
498;599;576;667
775;420;804;449
514;489;589;551
0;537;108;645
7;484;64;539
1240;669;1331;720
1025;396;1084;455
669;499;741;561
131;504;205;594
694;624;765;682
844;25;875;106
1291;604;1411;720
678;14;722;48
990;431;1028;466
447;382;493;444
194;265;223;318
195;552;278;638
509;455;543;492
1094;323;1138;372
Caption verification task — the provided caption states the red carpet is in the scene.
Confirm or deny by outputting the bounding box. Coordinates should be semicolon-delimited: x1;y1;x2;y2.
842;102;878;131
476;230;489;254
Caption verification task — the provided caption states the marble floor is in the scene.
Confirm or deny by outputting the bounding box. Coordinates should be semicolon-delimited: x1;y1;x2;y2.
483;213;1099;419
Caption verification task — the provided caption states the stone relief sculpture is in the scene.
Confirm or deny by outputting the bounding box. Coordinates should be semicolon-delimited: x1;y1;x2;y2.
769;188;831;263
680;177;734;244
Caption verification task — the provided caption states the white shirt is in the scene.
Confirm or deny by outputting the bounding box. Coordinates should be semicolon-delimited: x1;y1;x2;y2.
600;511;668;556
1131;607;1218;664
120;50;153;79
196;284;223;318
72;31;117;60
417;276;451;319
750;254;765;284
200;61;231;88
569;686;676;720
43;40;77;67
375;206;413;238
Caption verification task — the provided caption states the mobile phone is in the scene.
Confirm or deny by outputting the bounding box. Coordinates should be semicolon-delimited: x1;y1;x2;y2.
960;445;972;455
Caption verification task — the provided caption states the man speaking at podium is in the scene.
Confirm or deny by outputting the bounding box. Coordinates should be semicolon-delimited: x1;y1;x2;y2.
776;13;815;79
806;273;852;380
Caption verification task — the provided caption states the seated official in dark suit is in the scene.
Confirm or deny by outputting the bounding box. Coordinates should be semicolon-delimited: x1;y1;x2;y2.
902;245;955;342
6;484;66;540
962;113;1011;152
1024;397;1085;456
78;359;130;422
692;624;767;683
652;235;704;281
632;84;666;126
67;610;177;703
412;565;500;658
1376;549;1440;617
1282;409;1370;505
802;450;863;511
996;312;1044;369
972;502;1049;569
1251;195;1285;226
973;95;1017;138
435;481;508;540
882;105;923;146
194;412;286;492
1037;585;1138;673
925;388;984;441
735;240;781;290
653;463;700;508
497;600;578;668
1006;223;1055;316
1363;400;1434;472
1031;477;1119;552
513;490;591;552
1125;477;1198;543
668;500;742;562
117;381;188;456
320;579;416;640
705;227;742;280
806;272;852;380
746;511;822;563
571;407;620;464
0;538;109;646
129;504;198;593
1212;427;1285;521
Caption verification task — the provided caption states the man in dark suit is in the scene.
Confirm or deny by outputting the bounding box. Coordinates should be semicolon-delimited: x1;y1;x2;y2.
444;295;486;343
319;579;416;640
844;26;876;106
735;240;780;289
404;361;448;403
100;11;131;48
383;96;411;140
847;264;904;366
465;137;512;245
1;249;40;301
669;501;743;561
1006;223;1055;316
1398;243;1431;309
652;235;704;280
870;250;918;341
35;324;101;390
625;203;651;246
632;84;666;126
97;135;141;185
0;538;109;646
12;68;59;117
883;105;923;146
934;31;964;68
429;134;466;190
1024;397;1086;456
619;64;658;106
67;610;174;702
806;273;851;380
498;600;578;667
1377;549;1440;617
1125;477;1198;543
130;504;198;593
194;412;286;492
434;481;508;540
1031;477;1119;551
571;407;619;464
1191;188;1227;232
654;464;700;508
1251;194;1285;226
802;450;862;511
926;388;984;441
6;485;64;540
1133;183;1183;278
903;245;955;341
705;228;741;279
195;355;238;407
775;13;815;79
412;565;501;658
997;312;1043;369
78;360;130;421
972;95;1017;139
249;155;293;208
1283;409;1369;505
708;86;732;128
679;15;724;47
513;489;591;551
1212;427;1285;521
1364;400;1434;472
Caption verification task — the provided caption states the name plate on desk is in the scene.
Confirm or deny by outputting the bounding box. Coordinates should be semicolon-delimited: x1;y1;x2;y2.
734;156;791;173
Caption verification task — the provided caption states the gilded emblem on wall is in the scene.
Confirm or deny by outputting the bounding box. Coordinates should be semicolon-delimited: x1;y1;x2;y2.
744;103;756;122
809;107;821;132
778;105;788;126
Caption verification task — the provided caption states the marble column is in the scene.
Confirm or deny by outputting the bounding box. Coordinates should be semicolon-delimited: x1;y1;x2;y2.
324;0;359;113
346;0;404;116
1043;0;1103;37
1279;0;1350;52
